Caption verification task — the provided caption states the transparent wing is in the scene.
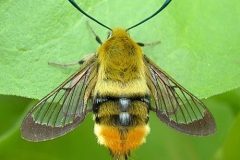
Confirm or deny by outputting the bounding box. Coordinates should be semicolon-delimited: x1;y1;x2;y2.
21;56;98;141
144;56;216;136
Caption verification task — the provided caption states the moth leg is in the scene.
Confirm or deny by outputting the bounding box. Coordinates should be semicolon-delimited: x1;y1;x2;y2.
48;61;80;66
86;21;102;45
48;21;101;67
48;53;95;66
137;41;160;47
78;53;95;64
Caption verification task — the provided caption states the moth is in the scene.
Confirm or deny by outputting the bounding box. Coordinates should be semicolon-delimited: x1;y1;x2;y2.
21;0;216;159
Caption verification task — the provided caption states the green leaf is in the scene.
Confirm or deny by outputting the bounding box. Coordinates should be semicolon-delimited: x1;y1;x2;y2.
0;0;240;160
0;0;239;100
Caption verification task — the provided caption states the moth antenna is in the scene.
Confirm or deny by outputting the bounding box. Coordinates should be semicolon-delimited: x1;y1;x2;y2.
69;0;171;31
127;0;171;31
69;0;112;31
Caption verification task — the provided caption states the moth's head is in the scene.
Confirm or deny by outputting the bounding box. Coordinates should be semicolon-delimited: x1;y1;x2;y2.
106;28;129;39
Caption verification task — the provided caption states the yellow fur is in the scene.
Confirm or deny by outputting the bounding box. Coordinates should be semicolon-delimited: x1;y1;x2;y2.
93;28;149;97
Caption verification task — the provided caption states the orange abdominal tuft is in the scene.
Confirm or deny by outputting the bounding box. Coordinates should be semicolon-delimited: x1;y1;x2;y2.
94;124;150;158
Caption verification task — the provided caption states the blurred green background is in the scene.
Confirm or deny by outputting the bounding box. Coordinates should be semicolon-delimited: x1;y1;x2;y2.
1;90;240;160
1;0;240;160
